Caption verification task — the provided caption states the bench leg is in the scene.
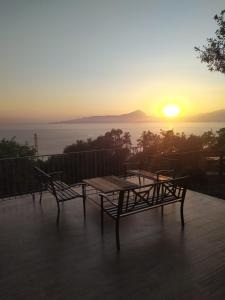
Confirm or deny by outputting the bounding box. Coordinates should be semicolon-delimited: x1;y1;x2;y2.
31;193;35;202
83;197;86;218
180;200;184;227
161;206;164;216
56;201;60;225
39;190;43;204
116;219;120;251
138;175;141;186
101;196;104;235
82;184;86;218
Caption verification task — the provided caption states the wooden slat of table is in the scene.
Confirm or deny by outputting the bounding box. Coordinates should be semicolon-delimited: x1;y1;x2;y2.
83;176;138;193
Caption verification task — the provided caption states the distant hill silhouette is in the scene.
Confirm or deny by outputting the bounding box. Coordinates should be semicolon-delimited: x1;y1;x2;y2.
53;109;225;124
54;110;157;123
187;109;225;122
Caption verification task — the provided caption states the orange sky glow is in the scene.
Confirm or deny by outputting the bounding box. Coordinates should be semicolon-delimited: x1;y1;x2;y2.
0;0;225;123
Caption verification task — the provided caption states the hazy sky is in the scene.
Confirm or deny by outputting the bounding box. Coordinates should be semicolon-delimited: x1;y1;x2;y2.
0;0;225;122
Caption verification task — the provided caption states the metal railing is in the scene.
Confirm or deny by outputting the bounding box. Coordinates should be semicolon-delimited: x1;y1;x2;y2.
0;148;129;199
0;147;223;200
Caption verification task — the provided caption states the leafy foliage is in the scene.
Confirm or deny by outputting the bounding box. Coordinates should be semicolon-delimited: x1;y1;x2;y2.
63;129;132;153
195;10;225;74
134;128;225;177
0;137;36;158
137;130;160;152
216;128;225;151
136;129;220;153
0;138;36;197
64;127;225;157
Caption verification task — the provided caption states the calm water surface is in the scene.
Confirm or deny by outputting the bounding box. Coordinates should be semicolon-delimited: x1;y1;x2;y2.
0;122;225;155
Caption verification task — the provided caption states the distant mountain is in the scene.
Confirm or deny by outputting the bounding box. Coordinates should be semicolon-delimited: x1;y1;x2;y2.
187;109;225;122
54;110;156;123
53;108;225;124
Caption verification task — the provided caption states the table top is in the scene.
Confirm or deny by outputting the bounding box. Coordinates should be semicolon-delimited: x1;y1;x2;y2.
83;175;139;193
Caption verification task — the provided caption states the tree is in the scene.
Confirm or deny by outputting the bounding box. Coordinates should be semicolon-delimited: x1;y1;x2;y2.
0;138;36;197
185;134;203;151
216;128;225;151
123;132;132;149
195;10;225;74
201;130;217;150
137;130;160;151
0;137;36;158
63;129;132;153
160;130;180;153
60;129;132;182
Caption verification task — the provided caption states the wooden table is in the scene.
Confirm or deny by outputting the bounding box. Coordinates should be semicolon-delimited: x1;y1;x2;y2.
83;176;139;206
83;175;139;193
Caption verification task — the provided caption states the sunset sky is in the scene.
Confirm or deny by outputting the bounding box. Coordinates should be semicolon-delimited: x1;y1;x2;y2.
1;0;225;123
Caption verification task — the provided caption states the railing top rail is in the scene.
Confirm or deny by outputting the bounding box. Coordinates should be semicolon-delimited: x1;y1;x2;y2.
0;147;129;161
0;147;224;162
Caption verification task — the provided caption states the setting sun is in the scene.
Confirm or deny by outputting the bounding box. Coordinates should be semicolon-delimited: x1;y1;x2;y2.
162;104;181;118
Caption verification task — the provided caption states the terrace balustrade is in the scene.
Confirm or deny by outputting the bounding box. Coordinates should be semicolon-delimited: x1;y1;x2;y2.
0;148;128;199
0;148;224;199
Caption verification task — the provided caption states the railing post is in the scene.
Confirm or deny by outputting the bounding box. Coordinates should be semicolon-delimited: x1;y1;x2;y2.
219;152;224;176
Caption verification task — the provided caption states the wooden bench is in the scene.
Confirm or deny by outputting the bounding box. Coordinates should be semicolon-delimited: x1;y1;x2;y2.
99;177;187;250
34;167;86;223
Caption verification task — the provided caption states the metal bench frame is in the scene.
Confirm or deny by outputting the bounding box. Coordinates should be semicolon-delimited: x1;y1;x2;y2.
34;167;86;223
100;177;187;250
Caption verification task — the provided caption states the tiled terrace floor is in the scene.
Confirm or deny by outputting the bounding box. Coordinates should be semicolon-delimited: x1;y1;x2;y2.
0;188;225;299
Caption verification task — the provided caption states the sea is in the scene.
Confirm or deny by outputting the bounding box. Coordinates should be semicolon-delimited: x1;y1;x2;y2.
0;122;225;155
